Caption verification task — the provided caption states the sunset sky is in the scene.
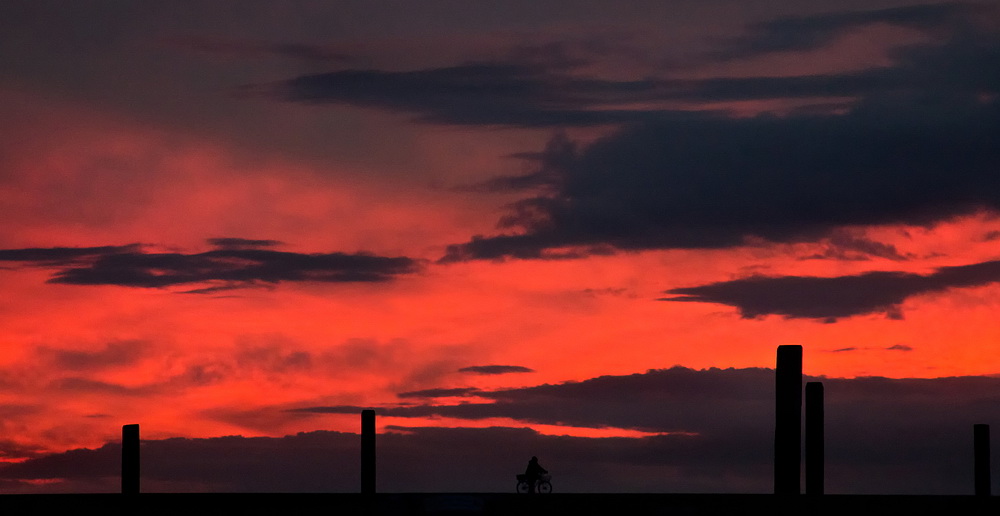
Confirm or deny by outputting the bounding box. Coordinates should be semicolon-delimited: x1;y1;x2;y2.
1;0;999;494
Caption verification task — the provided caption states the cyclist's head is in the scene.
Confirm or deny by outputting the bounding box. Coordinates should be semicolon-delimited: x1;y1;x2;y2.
531;456;537;461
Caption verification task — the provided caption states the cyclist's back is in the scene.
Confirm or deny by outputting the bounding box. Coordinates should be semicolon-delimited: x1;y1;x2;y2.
524;456;547;490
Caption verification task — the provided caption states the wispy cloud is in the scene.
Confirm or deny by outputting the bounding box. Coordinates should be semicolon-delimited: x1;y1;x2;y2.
397;387;482;399
710;2;979;60
248;62;706;127
0;240;420;290
0;245;141;264
458;365;535;375
36;341;148;371
661;259;1000;320
254;3;997;130
205;238;283;250
800;230;915;261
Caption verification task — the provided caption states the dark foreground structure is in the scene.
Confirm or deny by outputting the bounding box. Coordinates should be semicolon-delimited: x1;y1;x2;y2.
4;347;992;514
1;493;997;516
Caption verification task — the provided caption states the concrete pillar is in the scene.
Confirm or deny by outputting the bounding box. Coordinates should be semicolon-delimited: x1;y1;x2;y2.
121;424;139;494
362;410;376;494
774;345;802;495
975;424;990;496
805;382;824;495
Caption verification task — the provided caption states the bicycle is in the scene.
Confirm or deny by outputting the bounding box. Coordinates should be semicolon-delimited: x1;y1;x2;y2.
516;473;552;493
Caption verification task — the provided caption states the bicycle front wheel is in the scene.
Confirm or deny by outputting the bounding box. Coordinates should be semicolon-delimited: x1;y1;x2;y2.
537;481;552;493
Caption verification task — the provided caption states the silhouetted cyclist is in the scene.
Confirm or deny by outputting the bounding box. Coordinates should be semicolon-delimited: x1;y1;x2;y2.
524;456;548;493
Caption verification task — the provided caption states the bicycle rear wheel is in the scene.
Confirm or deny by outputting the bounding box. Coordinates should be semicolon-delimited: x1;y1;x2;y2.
516;480;531;493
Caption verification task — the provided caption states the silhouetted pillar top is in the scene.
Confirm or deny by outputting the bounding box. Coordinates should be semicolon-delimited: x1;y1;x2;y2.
774;345;802;495
122;424;140;495
361;410;376;495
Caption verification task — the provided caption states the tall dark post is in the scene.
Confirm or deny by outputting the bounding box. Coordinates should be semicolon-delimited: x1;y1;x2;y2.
361;409;376;494
774;345;802;495
121;424;139;494
805;382;824;495
975;424;990;496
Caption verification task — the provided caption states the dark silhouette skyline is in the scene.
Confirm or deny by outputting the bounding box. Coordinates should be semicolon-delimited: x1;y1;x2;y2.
0;0;998;498
17;348;990;499
1;362;997;494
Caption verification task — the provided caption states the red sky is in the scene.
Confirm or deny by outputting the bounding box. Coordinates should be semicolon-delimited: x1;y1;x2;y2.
0;0;998;494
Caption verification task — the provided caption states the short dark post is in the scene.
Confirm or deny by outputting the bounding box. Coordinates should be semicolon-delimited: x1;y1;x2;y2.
975;424;990;496
361;409;376;494
122;424;140;494
775;345;802;495
805;382;824;495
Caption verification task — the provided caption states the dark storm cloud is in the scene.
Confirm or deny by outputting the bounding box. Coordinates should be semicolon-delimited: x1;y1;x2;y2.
661;258;1000;320
247;4;1000;262
459;132;579;193
0;439;45;462
0;242;419;289
0;443;120;481
259;3;999;126
686;25;1000;103
51;249;419;287
712;2;977;60
11;367;1000;493
255;62;709;127
391;368;1000;493
800;230;913;261
458;365;536;375
293;367;776;433
442;95;1000;260
267;59;944;125
434;19;1000;260
0;245;140;264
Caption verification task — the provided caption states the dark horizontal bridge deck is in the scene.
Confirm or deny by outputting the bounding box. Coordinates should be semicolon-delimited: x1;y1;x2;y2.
1;493;996;515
